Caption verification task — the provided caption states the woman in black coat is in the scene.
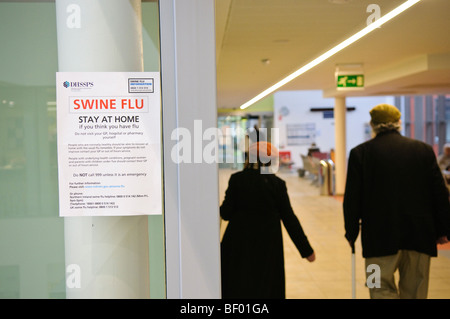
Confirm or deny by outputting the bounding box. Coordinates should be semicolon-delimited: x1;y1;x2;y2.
220;142;315;299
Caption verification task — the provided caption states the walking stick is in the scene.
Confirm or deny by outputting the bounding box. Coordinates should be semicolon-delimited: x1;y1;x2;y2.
351;241;356;299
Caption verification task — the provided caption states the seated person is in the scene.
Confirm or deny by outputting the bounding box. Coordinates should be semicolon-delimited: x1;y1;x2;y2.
307;143;320;157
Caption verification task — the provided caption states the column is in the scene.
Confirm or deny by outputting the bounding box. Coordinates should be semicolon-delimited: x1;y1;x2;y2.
55;0;149;298
334;96;347;195
159;0;221;298
436;96;447;154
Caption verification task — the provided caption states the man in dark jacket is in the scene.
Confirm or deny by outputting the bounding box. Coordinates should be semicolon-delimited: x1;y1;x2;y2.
343;103;450;299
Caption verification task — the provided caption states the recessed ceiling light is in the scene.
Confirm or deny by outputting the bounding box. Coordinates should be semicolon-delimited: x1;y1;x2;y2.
328;0;353;4
273;39;290;43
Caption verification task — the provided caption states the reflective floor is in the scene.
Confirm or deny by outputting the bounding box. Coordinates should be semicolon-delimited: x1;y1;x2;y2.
219;168;450;299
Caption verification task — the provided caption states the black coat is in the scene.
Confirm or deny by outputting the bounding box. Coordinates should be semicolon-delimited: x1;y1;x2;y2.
220;168;313;299
343;130;450;258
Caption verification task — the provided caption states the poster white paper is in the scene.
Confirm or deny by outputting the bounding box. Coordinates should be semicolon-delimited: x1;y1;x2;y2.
56;72;162;216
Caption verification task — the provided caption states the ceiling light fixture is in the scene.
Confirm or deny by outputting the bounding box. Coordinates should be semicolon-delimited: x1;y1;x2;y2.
239;0;422;109
328;0;353;4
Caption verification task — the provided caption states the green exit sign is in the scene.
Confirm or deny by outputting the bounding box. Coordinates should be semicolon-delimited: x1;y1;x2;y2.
337;75;364;88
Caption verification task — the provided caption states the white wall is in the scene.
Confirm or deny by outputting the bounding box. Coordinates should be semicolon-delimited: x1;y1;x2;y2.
274;90;395;168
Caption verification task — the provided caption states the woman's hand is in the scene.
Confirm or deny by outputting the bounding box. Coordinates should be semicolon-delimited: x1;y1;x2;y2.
306;252;316;262
437;236;449;245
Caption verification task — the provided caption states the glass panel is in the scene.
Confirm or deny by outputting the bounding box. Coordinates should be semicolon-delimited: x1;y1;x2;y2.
218;116;247;170
142;1;166;299
0;3;64;298
0;1;167;299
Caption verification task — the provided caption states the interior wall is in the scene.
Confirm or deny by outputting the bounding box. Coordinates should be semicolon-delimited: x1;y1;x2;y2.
274;90;395;168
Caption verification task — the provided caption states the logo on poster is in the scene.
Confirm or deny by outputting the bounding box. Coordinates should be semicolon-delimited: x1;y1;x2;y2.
63;81;94;89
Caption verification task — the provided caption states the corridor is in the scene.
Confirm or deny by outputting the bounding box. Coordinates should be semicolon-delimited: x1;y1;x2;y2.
219;168;450;299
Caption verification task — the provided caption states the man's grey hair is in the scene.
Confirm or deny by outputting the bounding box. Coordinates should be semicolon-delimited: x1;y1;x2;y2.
370;120;401;135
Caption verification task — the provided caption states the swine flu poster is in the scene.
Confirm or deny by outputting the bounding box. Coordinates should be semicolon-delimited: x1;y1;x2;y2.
56;72;162;217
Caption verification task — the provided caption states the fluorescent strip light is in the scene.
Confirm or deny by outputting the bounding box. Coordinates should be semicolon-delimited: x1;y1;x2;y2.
239;0;422;109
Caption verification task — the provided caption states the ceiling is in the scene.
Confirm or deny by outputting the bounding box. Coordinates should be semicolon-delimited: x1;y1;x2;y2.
215;0;450;110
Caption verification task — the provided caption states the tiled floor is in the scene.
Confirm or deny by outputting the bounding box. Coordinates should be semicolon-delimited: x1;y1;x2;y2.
218;168;450;299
